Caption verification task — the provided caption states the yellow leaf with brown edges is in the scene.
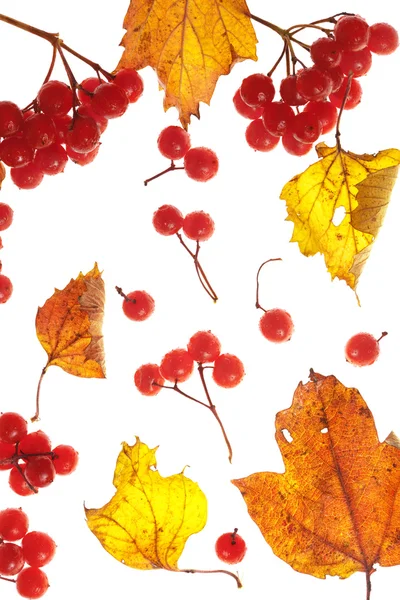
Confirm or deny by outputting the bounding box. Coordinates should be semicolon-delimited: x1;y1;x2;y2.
36;263;106;378
115;0;257;127
233;372;400;583
0;161;5;188
85;438;207;570
280;143;400;294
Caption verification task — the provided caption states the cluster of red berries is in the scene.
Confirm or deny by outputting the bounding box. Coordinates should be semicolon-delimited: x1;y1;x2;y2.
0;412;79;496
215;528;247;564
234;17;399;156
0;202;13;304
0;68;143;189
0;507;55;598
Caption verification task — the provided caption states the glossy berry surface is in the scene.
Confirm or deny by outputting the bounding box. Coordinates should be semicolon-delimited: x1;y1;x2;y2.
23;113;56;149
16;567;49;599
183;211;215;241
19;431;52;456
184;147;218;182
66;144;99;166
8;466;35;496
0;101;23;137
152;204;184;236
368;22;399;55
10;163;44;190
114;68;144;103
329;77;362;110
37;80;73;117
296;67;333;101
212;353;244;388
121;290;155;321
157;126;191;160
22;531;56;567
233;88;264;118
134;364;165;396
52;445;79;475
160;349;194;383
187;331;221;363
310;37;342;69
245;119;280;152
0;508;29;541
290;112;321;144
215;529;247;564
262;102;295;137
0;273;13;303
279;75;307;106
91;83;129;118
304;100;338;134
334;15;370;51
240;74;275;107
0;137;34;168
65;115;100;153
345;333;381;366
0;412;28;444
0;441;15;470
77;77;105;105
0;203;13;231
259;309;294;343
339;47;372;77
326;65;345;93
282;132;313;156
25;457;56;488
0;542;25;575
34;144;68;175
77;104;108;135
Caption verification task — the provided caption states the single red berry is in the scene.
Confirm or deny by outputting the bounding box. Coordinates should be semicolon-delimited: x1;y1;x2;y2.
345;332;384;366
184;147;219;182
66;144;100;166
10;163;44;190
121;290;155;321
368;23;399;55
187;331;221;363
51;445;79;475
78;77;105;105
329;77;362;110
215;529;247;564
324;65;345;93
334;15;370;51
25;457;55;488
279;75;307;106
0;136;34;168
0;413;28;444
160;349;194;383
212;354;244;388
0;273;13;303
310;37;343;69
0;508;29;541
245;119;280;152
183;211;215;241
0;441;15;470
134;364;165;396
23;113;56;149
0;203;13;231
152;205;184;236
37;80;73;117
19;431;52;456
0;542;25;576
240;74;275;107
114;68;144;103
290;112;321;144
22;532;56;567
53;114;73;144
303;101;338;134
157;126;191;160
232;88;264;118
262;101;295;137
296;67;333;101
282;132;313;156
91;82;129;118
9;466;36;496
0;101;24;137
34;144;68;175
16;567;49;599
339;47;372;77
65;115;100;153
259;309;294;343
77;104;108;135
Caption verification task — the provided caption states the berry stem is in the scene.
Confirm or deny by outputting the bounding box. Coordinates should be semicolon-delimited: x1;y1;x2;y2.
0;449;55;468
256;258;282;312
14;460;38;493
0;575;16;583
154;382;210;409
115;286;136;303
335;71;354;151
176;234;218;302
290;12;354;35
32;365;48;422
366;570;372;600
181;568;242;588
144;160;184;186
267;40;287;77
377;331;388;343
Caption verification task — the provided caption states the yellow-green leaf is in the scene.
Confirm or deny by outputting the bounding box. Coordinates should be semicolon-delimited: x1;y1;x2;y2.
85;438;207;570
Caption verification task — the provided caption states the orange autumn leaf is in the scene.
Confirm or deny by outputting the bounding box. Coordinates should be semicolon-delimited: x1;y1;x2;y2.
233;372;400;588
0;161;5;188
116;0;257;127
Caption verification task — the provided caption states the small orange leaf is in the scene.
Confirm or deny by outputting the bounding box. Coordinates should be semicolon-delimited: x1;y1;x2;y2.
0;161;5;188
116;0;257;127
233;372;400;585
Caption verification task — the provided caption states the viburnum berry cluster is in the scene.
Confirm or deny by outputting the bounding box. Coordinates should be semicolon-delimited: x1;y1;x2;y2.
0;412;79;496
234;15;399;156
134;331;245;461
0;507;55;598
153;204;217;302
0;202;14;304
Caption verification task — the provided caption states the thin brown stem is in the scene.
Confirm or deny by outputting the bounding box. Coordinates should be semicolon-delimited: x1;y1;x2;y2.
256;258;282;311
286;37;306;74
287;23;331;35
247;13;285;36
32;366;48;422
181;568;242;588
14;461;38;493
0;575;16;583
43;43;57;85
291;13;354;35
144;161;184;186
366;570;371;600
335;71;354;151
267;40;287;77
377;331;388;343
115;286;135;303
154;382;210;409
176;234;218;302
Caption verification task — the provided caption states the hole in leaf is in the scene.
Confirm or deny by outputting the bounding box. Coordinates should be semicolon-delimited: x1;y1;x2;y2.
321;427;328;434
332;206;346;226
281;429;293;443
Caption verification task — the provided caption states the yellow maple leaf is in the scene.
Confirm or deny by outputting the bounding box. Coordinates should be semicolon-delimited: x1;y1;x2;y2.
85;438;207;570
115;0;257;127
280;143;400;294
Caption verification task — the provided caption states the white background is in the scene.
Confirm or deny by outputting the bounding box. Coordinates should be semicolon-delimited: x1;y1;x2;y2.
0;1;399;599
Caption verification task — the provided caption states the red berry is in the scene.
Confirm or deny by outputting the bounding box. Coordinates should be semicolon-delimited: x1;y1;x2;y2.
215;529;247;564
10;163;44;190
34;144;68;175
160;349;194;383
16;567;49;599
334;15;369;51
0;413;27;444
303;101;338;134
152;205;184;236
324;65;345;93
0;101;23;137
311;37;343;69
19;431;52;456
279;75;307;106
259;309;294;343
23;113;56;149
22;532;56;567
183;211;214;241
0;508;29;541
240;74;275;107
212;354;244;388
37;80;73;117
9;466;36;496
245;119;280;152
77;104;108;135
53;114;73;144
296;67;333;101
65;115;100;153
282;132;313;156
0;441;15;470
0;273;13;302
0;136;34;167
0;203;13;231
157;126;191;160
114;68;144;103
184;147;218;182
91;82;129;118
66;144;100;166
290;112;321;144
340;47;372;77
187;331;221;363
78;77;105;105
134;364;165;396
345;332;382;366
262;102;295;137
0;542;25;576
232;88;264;118
25;457;56;488
121;290;155;322
329;77;362;110
368;23;399;55
51;445;79;475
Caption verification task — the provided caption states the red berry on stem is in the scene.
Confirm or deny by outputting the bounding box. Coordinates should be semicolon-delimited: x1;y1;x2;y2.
296;67;333;101
215;529;247;564
262;101;295;137
212;354;244;388
183;211;214;241
324;65;344;93
339;47;372;77
25;457;56;488
279;75;307;106
303;100;338;134
245;119;280;152
10;163;44;190
160;349;194;383
0;203;13;231
157;126;191;160
334;15;369;51
51;444;79;475
78;77;105;105
37;80;73;117
0;273;13;303
311;37;342;69
134;364;165;396
282;132;313;156
0;542;25;575
22;532;56;567
290;112;321;144
184;147;218;182
0;137;34;168
259;309;294;343
0;101;23;137
91;82;129;118
66;144;100;166
77;104;108;135
187;331;221;363
16;567;49;599
0;508;29;541
9;466;36;496
329;77;362;110
345;332;385;366
240;74;275;107
66;115;100;153
368;23;399;55
0;412;28;444
152;205;184;236
34;144;68;175
232;88;264;118
19;431;52;456
114;68;144;103
120;290;155;322
23;113;56;149
0;441;15;470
